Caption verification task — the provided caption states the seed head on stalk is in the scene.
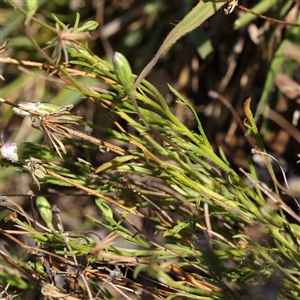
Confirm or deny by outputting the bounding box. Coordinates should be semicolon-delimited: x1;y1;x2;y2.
38;104;82;158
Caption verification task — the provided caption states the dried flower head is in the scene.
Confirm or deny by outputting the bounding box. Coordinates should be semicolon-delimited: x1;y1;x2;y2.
39;104;82;157
0;141;18;162
41;282;80;300
45;23;89;65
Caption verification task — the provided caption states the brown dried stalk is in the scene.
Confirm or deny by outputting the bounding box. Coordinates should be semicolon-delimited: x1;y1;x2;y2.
39;104;125;157
232;0;300;27
30;160;142;216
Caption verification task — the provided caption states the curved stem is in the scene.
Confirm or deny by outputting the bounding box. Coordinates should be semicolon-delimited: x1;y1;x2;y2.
7;0;57;33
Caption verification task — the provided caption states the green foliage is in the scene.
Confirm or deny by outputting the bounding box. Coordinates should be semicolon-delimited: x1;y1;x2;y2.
1;0;300;299
36;196;54;230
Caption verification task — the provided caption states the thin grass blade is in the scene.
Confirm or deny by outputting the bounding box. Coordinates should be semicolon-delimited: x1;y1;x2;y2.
133;0;226;90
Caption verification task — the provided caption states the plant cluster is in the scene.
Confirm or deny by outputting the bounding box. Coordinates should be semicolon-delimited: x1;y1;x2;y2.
0;1;299;299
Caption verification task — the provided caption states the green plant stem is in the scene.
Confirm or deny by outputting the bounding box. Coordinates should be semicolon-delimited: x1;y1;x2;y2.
7;0;57;33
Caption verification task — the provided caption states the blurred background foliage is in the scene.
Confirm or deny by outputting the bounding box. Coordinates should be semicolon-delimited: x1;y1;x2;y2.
2;0;299;167
0;0;300;299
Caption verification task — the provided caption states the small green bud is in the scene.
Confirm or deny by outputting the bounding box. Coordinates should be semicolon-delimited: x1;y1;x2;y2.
36;196;54;230
112;52;134;94
25;0;38;25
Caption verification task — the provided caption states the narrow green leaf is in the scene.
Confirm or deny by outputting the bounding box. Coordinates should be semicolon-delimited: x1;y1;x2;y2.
73;12;80;31
164;220;191;238
76;21;99;32
36;196;54;230
95;155;136;173
51;14;68;30
133;0;226;89
95;199;113;219
168;84;210;148
113;52;134;94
